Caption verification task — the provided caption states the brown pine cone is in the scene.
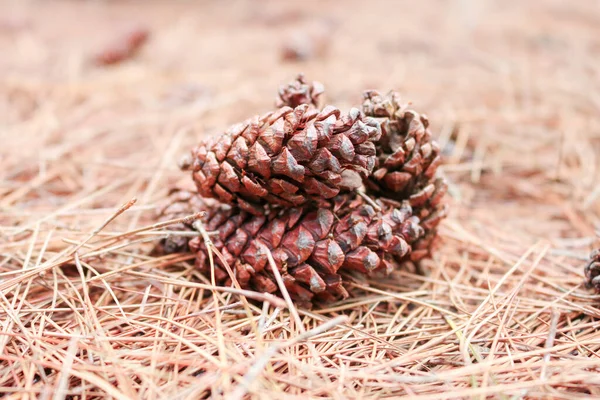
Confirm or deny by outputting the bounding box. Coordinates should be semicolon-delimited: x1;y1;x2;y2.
182;78;382;215
584;249;600;292
361;90;442;201
362;90;447;261
157;189;424;306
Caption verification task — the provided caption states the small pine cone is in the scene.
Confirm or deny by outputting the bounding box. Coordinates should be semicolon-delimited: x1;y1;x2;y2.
361;90;448;260
158;189;424;306
584;249;600;292
361;90;442;200
184;93;382;215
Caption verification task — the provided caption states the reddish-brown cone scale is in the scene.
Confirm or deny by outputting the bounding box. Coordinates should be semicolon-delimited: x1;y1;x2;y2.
158;189;425;306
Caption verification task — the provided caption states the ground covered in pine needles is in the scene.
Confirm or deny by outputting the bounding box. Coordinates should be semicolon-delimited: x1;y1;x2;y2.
1;0;600;398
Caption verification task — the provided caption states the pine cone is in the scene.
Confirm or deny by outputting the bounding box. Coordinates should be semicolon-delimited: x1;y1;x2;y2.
182;77;382;215
361;90;442;200
584;249;600;292
157;189;424;306
361;90;447;260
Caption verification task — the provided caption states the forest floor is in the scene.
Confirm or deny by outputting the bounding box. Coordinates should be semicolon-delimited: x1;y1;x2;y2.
1;0;600;398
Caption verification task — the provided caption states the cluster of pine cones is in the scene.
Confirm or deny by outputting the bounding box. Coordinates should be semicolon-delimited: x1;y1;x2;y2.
157;75;449;306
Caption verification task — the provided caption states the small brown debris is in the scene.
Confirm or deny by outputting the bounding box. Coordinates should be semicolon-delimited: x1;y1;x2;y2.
92;25;150;66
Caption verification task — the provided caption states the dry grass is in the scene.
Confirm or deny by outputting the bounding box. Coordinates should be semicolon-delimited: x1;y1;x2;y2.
1;0;600;398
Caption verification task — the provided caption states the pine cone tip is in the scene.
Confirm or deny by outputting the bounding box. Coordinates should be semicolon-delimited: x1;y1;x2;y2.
362;90;403;119
277;74;324;109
